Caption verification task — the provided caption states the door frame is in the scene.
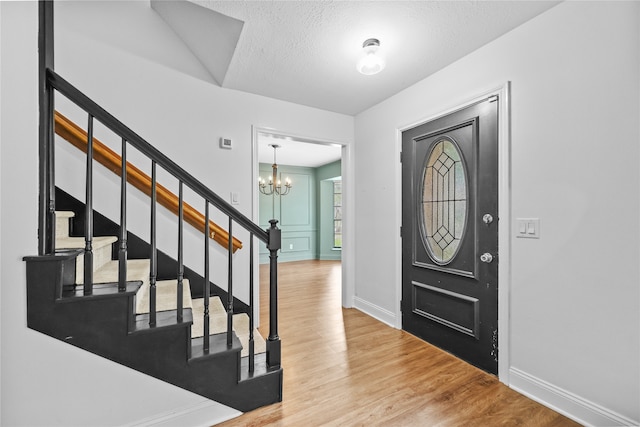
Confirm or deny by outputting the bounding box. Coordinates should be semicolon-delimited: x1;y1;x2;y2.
251;126;355;312
394;83;511;383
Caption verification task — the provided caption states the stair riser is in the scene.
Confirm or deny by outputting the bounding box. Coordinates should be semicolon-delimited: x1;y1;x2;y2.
74;243;114;280
55;216;72;240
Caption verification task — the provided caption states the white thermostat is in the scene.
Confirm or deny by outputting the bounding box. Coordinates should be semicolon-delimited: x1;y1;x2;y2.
220;138;232;149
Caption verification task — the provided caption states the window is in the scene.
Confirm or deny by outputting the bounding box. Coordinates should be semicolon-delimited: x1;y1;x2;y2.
421;137;467;264
333;180;342;248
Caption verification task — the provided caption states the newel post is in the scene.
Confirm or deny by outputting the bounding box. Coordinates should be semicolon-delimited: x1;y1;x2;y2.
38;0;55;256
267;219;281;368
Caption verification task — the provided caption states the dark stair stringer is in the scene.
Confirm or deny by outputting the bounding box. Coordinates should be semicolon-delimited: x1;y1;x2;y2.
24;250;283;412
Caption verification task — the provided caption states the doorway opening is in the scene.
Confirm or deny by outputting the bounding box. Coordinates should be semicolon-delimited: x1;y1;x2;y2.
252;127;353;324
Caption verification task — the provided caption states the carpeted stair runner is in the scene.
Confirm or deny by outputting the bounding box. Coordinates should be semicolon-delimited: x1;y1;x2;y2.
55;211;265;357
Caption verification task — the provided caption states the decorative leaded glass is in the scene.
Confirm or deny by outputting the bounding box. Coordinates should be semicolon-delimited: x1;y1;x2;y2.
421;137;467;264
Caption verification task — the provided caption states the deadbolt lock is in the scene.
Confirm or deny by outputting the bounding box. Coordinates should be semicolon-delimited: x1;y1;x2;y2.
482;214;494;225
480;252;494;263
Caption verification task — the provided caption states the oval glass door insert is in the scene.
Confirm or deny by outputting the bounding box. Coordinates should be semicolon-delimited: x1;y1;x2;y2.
421;137;468;264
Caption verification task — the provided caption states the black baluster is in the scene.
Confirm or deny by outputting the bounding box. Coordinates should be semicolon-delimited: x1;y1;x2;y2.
249;234;255;373
177;182;184;323
227;217;233;348
46;85;56;255
83;114;94;296
203;202;210;352
38;0;55;256
118;138;127;292
149;161;157;326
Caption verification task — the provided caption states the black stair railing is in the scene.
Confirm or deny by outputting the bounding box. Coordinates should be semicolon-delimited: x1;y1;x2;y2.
83;114;94;295
267;219;281;367
204;202;211;351
38;0;55;257
40;67;281;369
118;137;128;292
177;182;184;322
150;161;158;327
227;218;234;348
249;234;255;371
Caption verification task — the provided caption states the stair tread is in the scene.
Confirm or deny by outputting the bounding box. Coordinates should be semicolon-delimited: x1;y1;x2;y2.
191;298;266;357
56;235;118;249
55;211;75;219
77;258;149;284
239;353;281;382
59;281;142;301
133;308;194;334
190;332;242;361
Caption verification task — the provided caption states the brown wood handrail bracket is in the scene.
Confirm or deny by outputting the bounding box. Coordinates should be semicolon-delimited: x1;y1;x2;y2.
54;111;242;252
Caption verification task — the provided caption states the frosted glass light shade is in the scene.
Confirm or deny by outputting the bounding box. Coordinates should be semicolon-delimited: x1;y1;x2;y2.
357;53;385;75
357;38;385;75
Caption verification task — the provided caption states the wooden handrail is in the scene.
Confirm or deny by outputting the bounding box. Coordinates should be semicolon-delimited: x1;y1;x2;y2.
54;111;242;252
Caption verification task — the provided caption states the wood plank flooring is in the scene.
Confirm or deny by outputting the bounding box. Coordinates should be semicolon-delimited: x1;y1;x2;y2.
218;260;580;426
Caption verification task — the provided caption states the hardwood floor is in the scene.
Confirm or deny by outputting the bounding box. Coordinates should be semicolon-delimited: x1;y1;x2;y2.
218;260;579;426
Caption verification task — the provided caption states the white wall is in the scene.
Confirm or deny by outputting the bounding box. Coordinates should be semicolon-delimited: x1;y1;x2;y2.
0;2;4;421
53;1;353;306
0;1;353;426
354;2;639;426
0;2;243;426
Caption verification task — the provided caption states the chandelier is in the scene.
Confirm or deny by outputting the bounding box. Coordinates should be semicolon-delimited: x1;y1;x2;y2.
259;144;292;196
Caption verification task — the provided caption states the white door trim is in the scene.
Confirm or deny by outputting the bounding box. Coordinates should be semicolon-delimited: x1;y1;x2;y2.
394;82;511;383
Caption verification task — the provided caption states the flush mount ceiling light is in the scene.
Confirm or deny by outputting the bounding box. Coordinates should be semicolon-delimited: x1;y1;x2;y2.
357;38;385;75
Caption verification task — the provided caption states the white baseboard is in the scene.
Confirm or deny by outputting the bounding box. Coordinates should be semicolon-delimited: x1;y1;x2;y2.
353;296;397;328
125;400;242;427
509;368;639;427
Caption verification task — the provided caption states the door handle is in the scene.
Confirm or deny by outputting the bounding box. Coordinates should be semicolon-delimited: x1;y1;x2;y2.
482;214;494;224
480;252;494;263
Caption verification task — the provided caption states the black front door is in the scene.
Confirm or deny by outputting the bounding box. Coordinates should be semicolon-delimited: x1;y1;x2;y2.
401;97;499;374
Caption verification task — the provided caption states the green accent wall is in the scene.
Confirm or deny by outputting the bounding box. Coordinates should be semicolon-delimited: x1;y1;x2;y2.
259;164;317;263
259;160;341;263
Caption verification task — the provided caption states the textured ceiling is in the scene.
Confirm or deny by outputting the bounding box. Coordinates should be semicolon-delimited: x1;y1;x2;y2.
147;1;560;166
179;0;560;116
53;1;559;167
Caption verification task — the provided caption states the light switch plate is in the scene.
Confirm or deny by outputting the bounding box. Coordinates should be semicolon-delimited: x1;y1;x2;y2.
516;218;540;239
230;192;239;205
220;138;232;149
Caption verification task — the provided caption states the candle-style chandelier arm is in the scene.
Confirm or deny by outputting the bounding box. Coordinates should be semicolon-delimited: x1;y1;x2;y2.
258;144;292;196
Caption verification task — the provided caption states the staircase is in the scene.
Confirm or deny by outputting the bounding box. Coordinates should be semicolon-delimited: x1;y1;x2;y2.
24;206;280;411
27;9;284;411
54;209;266;357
